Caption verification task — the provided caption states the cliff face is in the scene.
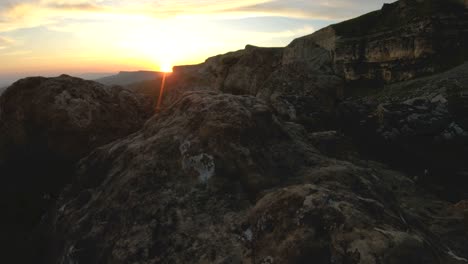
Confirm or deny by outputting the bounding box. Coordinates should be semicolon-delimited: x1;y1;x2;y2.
167;45;284;96
155;0;468;128
288;0;468;86
165;42;342;131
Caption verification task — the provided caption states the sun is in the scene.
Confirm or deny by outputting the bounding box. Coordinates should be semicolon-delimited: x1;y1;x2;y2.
160;62;173;73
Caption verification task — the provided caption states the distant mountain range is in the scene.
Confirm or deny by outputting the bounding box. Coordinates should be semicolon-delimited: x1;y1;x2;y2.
0;72;112;89
76;72;115;81
0;71;157;89
0;80;14;88
95;71;163;86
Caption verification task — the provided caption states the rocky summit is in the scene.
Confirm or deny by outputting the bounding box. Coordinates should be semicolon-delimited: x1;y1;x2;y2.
1;0;468;263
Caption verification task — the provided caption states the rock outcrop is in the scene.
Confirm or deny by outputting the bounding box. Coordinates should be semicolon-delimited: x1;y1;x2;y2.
146;0;468;131
136;0;468;200
0;75;151;163
0;75;152;263
48;92;468;264
163;42;342;130
338;62;468;201
291;0;468;86
164;45;284;98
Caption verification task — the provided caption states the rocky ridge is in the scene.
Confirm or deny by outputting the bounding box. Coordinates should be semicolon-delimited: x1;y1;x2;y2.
96;71;163;86
48;91;468;264
318;0;468;85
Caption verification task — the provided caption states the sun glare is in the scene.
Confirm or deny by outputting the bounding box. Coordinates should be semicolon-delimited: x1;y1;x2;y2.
160;62;173;73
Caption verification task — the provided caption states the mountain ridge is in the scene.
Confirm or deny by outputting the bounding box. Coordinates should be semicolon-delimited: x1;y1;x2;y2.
95;70;164;86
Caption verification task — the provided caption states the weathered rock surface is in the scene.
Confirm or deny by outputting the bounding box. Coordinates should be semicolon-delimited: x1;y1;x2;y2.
162;42;342;131
292;0;468;85
0;75;151;162
0;75;152;263
163;45;284;99
150;0;468;131
338;62;468;201
46;91;468;264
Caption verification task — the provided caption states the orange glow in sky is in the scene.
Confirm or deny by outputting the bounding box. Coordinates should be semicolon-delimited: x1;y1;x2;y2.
0;0;391;85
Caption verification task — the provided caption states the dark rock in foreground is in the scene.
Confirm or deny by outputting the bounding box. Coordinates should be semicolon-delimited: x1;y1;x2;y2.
0;75;151;162
338;62;468;201
0;75;152;263
49;92;468;263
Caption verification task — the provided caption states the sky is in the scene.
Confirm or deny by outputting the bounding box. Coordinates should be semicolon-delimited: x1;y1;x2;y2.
0;0;393;86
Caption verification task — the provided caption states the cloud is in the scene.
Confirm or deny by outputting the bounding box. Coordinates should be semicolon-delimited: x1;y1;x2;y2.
0;49;31;55
0;36;14;49
223;0;393;20
0;0;111;31
0;0;392;32
0;1;277;32
46;2;104;11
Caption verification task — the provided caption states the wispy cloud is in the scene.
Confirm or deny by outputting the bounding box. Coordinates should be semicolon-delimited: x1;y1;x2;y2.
0;0;391;32
46;2;104;11
225;0;392;20
0;36;14;49
0;49;31;55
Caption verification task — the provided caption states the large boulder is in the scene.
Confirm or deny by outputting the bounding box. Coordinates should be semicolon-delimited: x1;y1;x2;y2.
0;75;152;263
0;75;151;163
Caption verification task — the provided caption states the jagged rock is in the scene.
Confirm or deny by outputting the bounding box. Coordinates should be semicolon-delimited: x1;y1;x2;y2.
164;43;343;130
46;91;468;264
207;45;284;95
148;0;468;131
164;45;283;100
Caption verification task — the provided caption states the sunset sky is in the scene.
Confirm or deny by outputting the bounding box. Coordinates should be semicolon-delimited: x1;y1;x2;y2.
0;0;392;86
